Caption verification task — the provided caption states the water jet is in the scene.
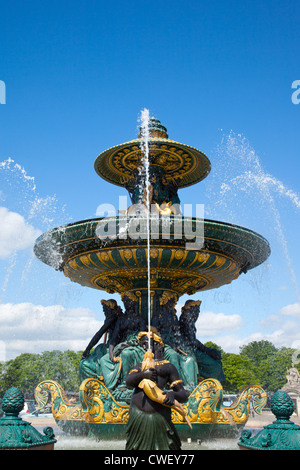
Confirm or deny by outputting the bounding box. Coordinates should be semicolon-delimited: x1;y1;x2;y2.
34;113;270;445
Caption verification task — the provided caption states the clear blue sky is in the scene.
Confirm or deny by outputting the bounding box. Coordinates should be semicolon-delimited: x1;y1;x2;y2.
0;0;299;360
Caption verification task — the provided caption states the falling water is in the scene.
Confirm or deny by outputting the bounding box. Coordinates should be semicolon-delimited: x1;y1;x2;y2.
0;157;71;301
0;157;36;190
139;108;152;349
0;251;17;302
206;131;300;300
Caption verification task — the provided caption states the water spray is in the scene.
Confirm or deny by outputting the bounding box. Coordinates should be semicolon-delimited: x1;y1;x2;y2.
139;108;152;352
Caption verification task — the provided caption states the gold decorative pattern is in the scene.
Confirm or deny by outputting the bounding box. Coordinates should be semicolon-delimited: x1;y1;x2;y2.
121;291;139;302
170;380;183;389
35;379;267;428
34;380;86;422
138;331;164;347
63;245;240;296
79;378;129;424
94;138;211;189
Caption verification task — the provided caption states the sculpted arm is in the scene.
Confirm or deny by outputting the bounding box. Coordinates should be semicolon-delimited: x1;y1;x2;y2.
126;365;157;389
108;318;123;362
82;316;115;358
195;339;221;360
163;364;188;406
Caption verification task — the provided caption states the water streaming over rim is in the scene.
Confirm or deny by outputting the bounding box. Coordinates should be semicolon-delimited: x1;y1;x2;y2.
139;108;152;350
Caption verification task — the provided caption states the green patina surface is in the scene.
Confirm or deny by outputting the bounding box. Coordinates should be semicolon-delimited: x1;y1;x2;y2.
31;117;272;446
239;390;300;450
0;387;56;449
34;215;270;322
34;216;270;270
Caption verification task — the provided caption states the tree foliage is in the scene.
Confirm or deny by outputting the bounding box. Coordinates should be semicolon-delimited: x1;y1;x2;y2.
221;353;259;392
239;341;277;368
0;350;82;398
0;341;299;399
238;341;298;392
207;340;300;393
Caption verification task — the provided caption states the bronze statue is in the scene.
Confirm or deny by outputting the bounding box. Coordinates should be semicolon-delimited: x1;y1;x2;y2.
125;331;189;450
81;299;122;359
96;292;147;391
179;300;221;360
151;291;179;346
123;164;181;215
179;300;225;383
108;292;147;362
152;292;198;392
79;299;122;383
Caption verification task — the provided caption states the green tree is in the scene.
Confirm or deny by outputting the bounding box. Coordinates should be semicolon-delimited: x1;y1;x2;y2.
222;353;259;393
239;341;300;392
0;353;41;397
204;341;224;356
257;347;296;392
240;340;277;368
0;350;82;399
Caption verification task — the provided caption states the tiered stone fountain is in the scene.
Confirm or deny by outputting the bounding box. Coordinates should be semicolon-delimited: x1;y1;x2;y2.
34;117;270;440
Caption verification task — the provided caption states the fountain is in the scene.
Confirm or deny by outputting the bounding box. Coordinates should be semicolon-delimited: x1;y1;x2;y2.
0;387;56;450
238;390;300;450
33;113;270;444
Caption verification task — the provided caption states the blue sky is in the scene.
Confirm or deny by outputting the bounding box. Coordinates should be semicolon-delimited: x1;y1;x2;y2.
0;0;299;360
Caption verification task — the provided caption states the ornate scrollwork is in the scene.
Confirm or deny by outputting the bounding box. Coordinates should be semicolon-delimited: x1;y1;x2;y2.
171;380;267;426
35;378;267;429
34;380;85;422
222;385;267;424
79;378;105;423
183;378;223;424
79;378;129;424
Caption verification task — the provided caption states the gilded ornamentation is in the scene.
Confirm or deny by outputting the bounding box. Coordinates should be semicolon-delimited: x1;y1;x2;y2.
94;137;211;189
35;213;269;304
197;252;210;263
170;380;183;389
62;243;241;300
174;249;185;259
121;291;138;302
150;248;159;258
33;117;271;442
80;378;129;424
159;291;178;306
34;380;86;423
183;299;202;309
34;378;267;428
138;331;164;347
219;385;267;424
123;249;133;259
100;251;110;261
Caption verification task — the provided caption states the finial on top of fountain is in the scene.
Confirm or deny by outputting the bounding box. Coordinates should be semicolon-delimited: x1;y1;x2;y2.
138;117;169;139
